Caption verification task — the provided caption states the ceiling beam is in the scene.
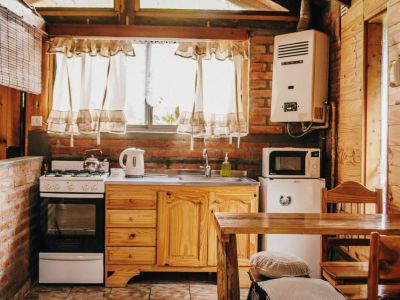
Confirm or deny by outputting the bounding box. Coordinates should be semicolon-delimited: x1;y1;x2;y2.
267;0;301;15
47;24;250;40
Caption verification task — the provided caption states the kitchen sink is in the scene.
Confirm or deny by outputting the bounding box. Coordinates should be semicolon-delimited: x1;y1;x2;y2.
178;175;245;182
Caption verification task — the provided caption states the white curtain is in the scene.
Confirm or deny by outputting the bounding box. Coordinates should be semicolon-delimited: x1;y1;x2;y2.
176;40;249;148
47;47;129;145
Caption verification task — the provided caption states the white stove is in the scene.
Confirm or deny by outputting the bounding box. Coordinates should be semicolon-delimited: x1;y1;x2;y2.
38;160;109;284
39;161;109;195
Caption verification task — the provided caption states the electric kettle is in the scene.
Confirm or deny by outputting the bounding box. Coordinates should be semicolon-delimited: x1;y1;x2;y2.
119;148;145;177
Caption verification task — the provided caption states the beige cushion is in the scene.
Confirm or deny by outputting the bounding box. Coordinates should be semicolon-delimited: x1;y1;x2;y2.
250;251;311;278
258;277;346;300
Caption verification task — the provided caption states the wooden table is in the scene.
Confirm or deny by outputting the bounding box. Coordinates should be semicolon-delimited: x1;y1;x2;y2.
214;212;400;300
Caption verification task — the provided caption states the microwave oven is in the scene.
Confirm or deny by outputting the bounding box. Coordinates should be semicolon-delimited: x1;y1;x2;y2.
262;147;321;178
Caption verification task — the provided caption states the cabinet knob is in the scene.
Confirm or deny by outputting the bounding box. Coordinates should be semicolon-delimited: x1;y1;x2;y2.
129;199;134;204
254;194;257;197
166;192;172;196
128;254;133;259
129;233;136;240
129;217;133;222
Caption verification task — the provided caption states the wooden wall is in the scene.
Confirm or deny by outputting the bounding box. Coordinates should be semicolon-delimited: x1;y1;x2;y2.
0;86;21;159
337;0;365;184
388;0;400;212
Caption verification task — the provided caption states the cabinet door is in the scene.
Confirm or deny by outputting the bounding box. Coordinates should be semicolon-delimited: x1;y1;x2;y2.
208;191;258;266
157;190;209;267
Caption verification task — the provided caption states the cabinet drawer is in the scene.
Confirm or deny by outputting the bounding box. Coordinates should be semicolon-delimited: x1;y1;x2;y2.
106;247;156;265
106;189;157;209
107;210;156;228
106;228;156;246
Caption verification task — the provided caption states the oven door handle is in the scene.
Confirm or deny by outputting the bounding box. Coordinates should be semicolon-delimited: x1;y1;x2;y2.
40;254;102;261
40;193;104;198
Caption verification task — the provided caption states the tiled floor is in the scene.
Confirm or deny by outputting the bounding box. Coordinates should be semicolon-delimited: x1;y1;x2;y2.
23;273;249;300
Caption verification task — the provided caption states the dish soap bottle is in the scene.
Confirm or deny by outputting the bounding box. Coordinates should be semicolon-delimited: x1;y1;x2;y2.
220;153;232;177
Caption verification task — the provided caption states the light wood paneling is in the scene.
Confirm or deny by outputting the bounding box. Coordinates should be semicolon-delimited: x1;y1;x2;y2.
365;23;383;190
338;0;365;184
364;0;387;19
0;85;21;159
388;0;400;209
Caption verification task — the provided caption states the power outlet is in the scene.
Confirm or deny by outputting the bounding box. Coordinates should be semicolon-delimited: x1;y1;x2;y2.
31;116;43;127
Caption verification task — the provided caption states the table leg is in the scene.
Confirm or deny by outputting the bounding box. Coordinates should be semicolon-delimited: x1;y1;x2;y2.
217;233;228;300
217;233;240;300
227;234;240;300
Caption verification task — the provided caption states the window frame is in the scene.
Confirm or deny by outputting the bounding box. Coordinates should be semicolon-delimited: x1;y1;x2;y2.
33;0;121;16
48;40;250;134
133;0;289;15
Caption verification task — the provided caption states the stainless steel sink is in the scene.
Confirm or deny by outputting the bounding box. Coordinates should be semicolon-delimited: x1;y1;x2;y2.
178;175;245;182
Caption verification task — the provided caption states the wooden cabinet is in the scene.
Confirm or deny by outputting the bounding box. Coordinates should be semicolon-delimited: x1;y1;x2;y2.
105;184;258;288
157;190;209;267
208;191;258;266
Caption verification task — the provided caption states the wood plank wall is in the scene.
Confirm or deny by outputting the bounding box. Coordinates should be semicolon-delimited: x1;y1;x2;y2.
388;0;400;212
0;86;21;159
337;0;365;184
337;0;400;213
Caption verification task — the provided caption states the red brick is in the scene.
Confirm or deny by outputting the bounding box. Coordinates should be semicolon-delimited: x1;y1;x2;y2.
250;63;267;72
0;168;8;179
250;72;273;80
250;45;266;54
251;54;273;63
249;125;283;134
252;98;266;107
251;36;274;44
250;115;267;125
250;89;272;98
250;80;267;89
251;107;271;116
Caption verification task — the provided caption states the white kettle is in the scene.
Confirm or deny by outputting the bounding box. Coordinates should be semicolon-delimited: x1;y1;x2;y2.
119;148;145;177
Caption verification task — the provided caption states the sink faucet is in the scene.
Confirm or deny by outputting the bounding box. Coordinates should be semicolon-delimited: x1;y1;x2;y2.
202;148;212;177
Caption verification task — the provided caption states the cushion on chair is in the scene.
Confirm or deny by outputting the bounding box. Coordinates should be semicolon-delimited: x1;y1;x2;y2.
258;277;346;300
250;251;311;278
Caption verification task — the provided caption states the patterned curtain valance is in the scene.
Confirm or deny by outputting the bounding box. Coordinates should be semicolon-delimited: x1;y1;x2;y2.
175;40;249;61
48;37;135;58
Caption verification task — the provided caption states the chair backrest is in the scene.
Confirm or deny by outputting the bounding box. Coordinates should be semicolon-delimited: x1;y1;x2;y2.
368;232;400;300
321;181;383;214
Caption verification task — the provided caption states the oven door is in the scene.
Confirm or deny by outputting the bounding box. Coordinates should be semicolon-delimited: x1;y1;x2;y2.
40;193;104;253
269;151;307;177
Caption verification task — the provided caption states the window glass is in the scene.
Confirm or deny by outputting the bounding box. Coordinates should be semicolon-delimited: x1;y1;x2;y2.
140;0;279;11
32;0;114;8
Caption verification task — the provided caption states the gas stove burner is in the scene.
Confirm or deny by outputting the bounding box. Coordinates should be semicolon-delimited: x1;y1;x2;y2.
46;169;106;178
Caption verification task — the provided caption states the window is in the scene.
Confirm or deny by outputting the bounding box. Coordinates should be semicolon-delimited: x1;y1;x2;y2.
31;0;114;8
139;0;286;11
125;43;197;127
48;39;249;137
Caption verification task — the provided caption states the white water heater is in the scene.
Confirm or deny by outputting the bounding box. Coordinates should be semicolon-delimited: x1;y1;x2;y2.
271;30;329;123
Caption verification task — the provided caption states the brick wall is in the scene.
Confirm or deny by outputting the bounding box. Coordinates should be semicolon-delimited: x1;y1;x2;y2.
28;26;322;178
0;157;43;300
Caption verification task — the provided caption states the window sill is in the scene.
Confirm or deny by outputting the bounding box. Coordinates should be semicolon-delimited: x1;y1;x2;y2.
126;124;178;133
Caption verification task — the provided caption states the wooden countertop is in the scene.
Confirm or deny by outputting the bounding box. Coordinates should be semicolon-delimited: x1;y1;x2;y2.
214;212;400;235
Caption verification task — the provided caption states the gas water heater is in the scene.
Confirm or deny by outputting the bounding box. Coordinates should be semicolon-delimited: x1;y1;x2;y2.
271;29;329;123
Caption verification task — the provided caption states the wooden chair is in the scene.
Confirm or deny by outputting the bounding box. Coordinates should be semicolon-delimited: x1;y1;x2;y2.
336;232;400;299
320;181;384;287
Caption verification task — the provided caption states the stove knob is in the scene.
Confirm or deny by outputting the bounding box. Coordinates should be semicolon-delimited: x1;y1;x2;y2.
90;185;97;192
45;183;52;190
67;183;74;191
54;183;60;191
82;184;90;191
